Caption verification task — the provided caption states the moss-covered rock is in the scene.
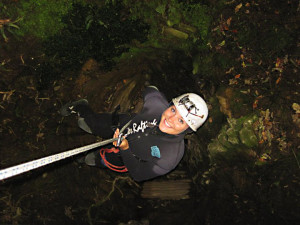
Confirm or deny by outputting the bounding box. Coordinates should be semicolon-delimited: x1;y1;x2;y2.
123;0;211;51
216;87;254;118
208;114;259;163
226;127;239;145
239;125;258;148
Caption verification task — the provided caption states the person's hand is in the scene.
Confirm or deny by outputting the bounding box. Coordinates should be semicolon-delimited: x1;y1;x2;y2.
113;128;129;150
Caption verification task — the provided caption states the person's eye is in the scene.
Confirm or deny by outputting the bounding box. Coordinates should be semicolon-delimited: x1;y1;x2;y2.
171;107;175;113
179;119;184;124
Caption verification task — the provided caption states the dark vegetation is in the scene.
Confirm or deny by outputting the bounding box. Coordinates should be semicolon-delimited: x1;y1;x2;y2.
0;0;299;224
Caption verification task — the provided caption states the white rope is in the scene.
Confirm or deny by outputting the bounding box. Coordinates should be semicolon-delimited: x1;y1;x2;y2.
0;120;132;181
0;137;118;181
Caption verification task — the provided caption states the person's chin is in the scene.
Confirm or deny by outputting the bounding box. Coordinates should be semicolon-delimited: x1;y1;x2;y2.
159;124;172;134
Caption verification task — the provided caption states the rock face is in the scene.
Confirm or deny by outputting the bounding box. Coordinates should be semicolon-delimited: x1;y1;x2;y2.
207;114;259;162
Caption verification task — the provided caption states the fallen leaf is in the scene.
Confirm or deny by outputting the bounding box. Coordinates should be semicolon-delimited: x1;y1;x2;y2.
54;86;60;91
219;40;226;46
235;74;241;79
275;58;281;68
292;103;300;113
226;17;232;26
36;132;44;142
253;99;259;109
229;79;238;85
235;3;243;13
276;76;281;84
226;67;234;74
223;24;229;31
244;79;252;84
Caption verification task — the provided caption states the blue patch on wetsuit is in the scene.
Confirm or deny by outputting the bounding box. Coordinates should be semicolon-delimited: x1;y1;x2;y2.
151;146;161;158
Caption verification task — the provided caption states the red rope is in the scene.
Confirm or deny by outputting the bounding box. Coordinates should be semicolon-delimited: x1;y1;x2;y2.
99;148;128;172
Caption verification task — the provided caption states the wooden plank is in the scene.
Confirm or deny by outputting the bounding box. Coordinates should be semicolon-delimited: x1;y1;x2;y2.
141;179;191;200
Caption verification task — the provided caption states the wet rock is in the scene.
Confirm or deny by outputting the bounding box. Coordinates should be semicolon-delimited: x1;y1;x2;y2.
216;87;253;118
208;139;227;157
239;125;258;148
216;88;233;118
226;127;239;145
208;114;259;162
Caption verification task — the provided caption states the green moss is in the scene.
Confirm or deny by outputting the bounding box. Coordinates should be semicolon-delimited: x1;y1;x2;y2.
208;114;259;163
37;2;148;88
15;0;85;40
226;127;240;145
181;3;211;42
192;52;213;75
122;0;211;52
239;126;258;148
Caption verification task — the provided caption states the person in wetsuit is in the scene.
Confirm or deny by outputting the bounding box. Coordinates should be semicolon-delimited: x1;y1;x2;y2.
60;86;208;182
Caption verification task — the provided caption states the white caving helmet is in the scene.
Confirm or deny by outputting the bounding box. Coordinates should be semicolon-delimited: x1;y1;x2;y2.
172;93;208;131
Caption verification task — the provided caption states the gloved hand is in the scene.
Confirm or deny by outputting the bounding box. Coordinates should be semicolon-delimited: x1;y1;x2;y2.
113;128;129;150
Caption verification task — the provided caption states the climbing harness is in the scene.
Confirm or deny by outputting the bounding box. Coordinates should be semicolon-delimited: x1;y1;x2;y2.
0;120;132;181
99;123;129;172
100;148;128;172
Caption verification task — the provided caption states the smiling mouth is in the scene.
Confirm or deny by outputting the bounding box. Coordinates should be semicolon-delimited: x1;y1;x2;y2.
165;119;171;128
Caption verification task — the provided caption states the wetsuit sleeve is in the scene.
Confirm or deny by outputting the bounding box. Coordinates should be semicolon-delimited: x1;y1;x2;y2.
143;86;159;99
119;148;170;182
142;86;168;113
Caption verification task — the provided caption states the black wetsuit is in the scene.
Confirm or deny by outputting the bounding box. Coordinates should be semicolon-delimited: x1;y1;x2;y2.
80;87;185;182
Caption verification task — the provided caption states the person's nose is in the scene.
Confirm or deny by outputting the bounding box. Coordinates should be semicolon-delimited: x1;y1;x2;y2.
168;114;177;125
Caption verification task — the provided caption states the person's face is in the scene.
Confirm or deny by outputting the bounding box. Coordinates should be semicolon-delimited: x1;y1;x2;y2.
159;105;189;135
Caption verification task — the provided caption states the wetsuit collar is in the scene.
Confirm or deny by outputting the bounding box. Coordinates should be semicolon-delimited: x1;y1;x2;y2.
151;124;185;140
